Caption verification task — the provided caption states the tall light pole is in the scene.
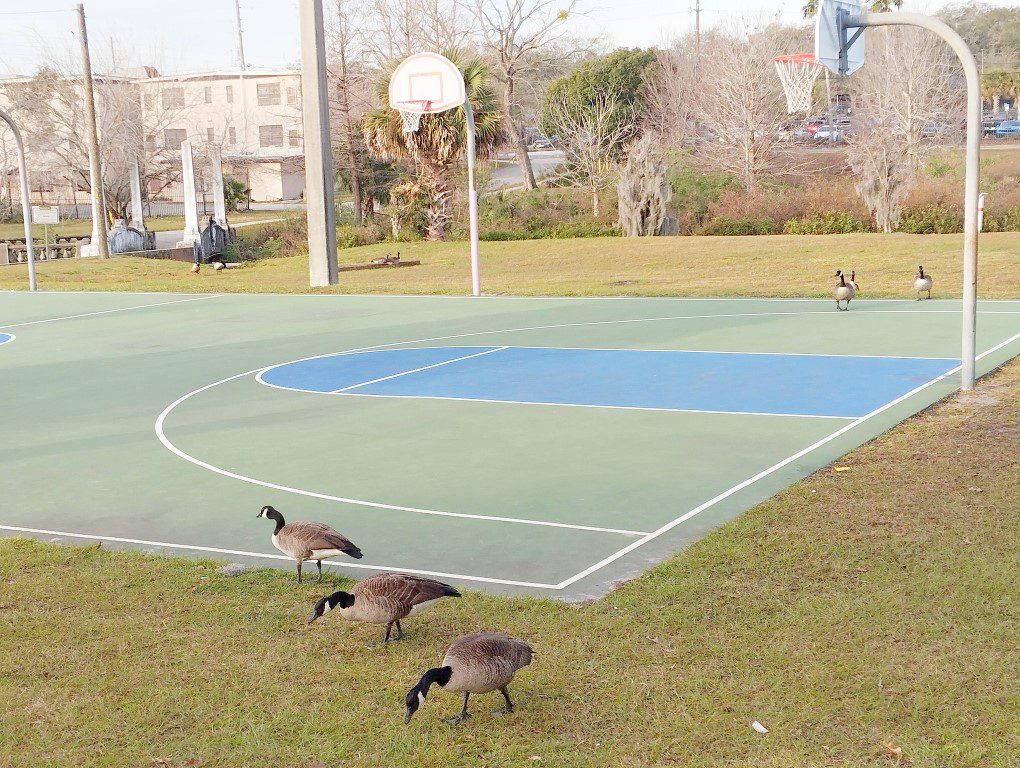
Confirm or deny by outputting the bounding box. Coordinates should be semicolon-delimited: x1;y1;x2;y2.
233;0;247;69
76;3;109;259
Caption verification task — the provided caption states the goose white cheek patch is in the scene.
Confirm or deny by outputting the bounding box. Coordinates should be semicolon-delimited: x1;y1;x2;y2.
418;691;426;705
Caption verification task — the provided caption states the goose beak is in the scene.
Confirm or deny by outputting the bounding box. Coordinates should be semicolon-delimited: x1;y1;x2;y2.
307;596;327;624
403;707;413;724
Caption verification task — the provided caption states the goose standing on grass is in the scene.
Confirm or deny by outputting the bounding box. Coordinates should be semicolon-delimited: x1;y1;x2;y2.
210;256;226;272
190;262;200;274
914;265;933;300
833;270;855;311
308;572;460;643
404;632;534;724
257;505;363;582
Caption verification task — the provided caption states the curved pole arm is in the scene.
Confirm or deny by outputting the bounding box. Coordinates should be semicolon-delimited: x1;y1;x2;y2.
0;108;36;291
854;12;981;389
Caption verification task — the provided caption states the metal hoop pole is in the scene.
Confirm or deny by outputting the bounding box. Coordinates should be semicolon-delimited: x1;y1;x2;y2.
464;96;481;296
849;12;981;389
0;108;36;291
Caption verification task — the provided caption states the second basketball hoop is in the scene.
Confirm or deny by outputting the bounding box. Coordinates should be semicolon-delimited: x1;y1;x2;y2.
388;52;466;134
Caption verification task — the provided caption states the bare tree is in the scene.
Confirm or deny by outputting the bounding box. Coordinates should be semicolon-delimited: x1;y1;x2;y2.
330;0;369;222
363;0;469;64
642;35;699;147
689;27;791;191
845;27;962;231
469;0;578;190
546;92;633;216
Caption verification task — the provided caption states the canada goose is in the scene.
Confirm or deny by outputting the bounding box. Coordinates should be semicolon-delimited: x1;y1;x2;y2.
190;262;200;274
848;270;859;293
833;270;855;311
210;257;226;272
257;505;363;582
914;265;933;300
308;572;460;642
404;632;534;724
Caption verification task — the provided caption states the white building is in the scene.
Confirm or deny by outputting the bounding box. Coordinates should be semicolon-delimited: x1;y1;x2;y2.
139;69;306;202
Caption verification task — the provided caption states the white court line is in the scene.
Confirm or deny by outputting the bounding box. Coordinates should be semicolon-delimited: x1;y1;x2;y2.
0;332;14;346
333;346;507;393
553;330;1020;591
0;294;222;330
155;371;647;537
5;288;1018;305
328;392;858;421
0;525;558;589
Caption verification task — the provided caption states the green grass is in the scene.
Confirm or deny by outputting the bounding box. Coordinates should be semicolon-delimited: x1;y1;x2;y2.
1;231;1018;298
0;210;284;240
1;359;1016;768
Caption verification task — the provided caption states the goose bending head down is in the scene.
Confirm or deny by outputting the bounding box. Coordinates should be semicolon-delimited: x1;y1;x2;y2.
404;632;534;724
307;572;461;643
257;505;363;583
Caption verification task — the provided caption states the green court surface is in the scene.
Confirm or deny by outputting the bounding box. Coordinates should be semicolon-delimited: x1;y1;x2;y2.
2;291;1018;600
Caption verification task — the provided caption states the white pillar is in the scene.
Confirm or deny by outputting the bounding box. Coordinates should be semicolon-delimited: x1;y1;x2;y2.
176;140;201;247
298;0;338;286
210;147;227;227
129;158;145;231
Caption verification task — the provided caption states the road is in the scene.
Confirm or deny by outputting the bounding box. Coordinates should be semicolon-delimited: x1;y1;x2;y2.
486;150;565;190
154;218;284;250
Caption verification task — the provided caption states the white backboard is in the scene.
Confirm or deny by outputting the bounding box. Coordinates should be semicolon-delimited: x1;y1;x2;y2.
815;0;865;75
388;52;466;114
32;205;59;224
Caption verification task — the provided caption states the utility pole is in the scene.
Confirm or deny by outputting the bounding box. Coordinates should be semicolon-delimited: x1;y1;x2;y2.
234;0;247;70
695;0;701;62
76;3;109;259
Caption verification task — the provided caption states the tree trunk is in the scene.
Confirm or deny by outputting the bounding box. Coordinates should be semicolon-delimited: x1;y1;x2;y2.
505;81;536;190
592;189;600;218
425;170;451;241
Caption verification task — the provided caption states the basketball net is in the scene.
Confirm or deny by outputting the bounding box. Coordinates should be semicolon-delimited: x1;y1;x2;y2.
774;54;822;114
397;100;432;134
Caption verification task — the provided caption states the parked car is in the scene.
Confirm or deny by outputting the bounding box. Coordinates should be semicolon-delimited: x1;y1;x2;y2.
921;121;950;138
813;125;843;142
994;120;1020;138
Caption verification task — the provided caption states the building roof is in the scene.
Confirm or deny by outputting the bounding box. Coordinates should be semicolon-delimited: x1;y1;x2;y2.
141;69;301;84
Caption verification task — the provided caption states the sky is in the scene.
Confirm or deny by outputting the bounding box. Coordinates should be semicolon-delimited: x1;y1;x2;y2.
1;0;1017;77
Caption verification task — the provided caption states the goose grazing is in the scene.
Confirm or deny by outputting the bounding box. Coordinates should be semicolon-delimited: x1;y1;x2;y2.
307;572;460;643
257;505;363;582
190;262;200;274
404;632;534;724
914;265;933;300
210;257;226;272
833;270;855;311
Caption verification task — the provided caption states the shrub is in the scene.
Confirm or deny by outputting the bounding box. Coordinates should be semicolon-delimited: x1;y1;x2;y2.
985;206;1020;232
897;204;963;234
700;216;778;236
783;211;871;235
480;221;620;241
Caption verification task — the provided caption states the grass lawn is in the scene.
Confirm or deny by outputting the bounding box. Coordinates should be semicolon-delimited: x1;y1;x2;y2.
0;210;285;240
0;230;1018;298
1;356;1016;767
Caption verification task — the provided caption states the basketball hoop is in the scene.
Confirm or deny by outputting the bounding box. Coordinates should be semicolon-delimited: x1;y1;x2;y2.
774;53;823;114
396;100;432;134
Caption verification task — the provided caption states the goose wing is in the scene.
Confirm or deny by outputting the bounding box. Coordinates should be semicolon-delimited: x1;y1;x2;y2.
354;573;460;608
445;632;534;671
284;521;363;558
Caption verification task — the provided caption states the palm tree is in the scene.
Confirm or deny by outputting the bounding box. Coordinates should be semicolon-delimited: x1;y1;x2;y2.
363;49;504;241
802;0;902;18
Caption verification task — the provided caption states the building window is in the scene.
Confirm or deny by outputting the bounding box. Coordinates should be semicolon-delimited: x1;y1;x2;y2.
257;82;281;106
204;86;212;103
286;86;299;105
288;130;302;148
226;85;234;103
207;127;215;143
164;128;188;147
162;88;184;109
259;125;283;147
228;126;236;145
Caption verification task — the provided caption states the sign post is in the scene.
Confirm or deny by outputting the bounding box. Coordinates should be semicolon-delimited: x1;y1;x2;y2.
32;205;59;261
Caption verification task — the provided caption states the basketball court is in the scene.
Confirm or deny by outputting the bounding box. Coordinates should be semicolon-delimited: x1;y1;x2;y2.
2;291;1017;599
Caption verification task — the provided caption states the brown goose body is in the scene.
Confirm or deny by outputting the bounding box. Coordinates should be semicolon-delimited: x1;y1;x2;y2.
308;572;460;641
258;506;362;582
834;270;855;310
914;265;933;299
442;632;534;694
404;632;535;723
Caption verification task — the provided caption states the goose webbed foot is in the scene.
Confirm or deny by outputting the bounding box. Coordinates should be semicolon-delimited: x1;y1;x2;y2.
443;712;471;724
